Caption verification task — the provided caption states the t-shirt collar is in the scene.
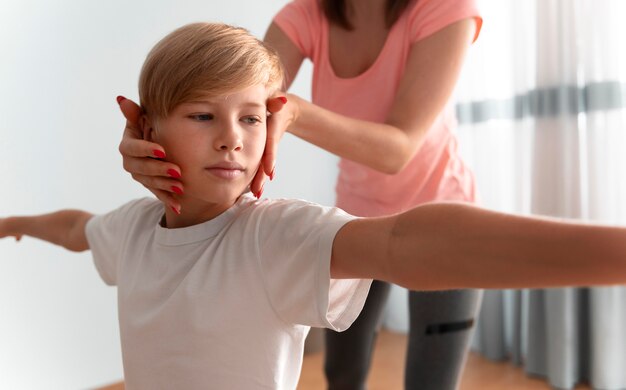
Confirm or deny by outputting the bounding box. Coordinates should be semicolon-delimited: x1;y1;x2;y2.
154;193;255;246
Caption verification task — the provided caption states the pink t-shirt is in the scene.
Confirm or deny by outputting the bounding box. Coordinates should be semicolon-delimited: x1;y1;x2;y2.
274;0;483;217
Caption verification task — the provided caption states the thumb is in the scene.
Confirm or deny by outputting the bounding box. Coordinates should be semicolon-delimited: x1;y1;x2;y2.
267;96;287;114
117;96;142;125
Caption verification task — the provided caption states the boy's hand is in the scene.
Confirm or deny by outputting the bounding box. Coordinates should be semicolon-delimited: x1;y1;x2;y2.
250;94;297;197
117;96;183;213
0;217;23;241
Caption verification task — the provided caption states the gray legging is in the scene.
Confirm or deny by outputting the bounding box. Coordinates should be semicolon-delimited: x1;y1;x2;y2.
324;280;483;390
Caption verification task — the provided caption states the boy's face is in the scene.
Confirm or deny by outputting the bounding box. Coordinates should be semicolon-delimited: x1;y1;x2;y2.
146;84;268;211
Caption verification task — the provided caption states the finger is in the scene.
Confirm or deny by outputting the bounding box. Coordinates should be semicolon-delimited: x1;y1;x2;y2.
150;188;182;214
262;125;280;177
117;96;142;124
119;135;171;160
117;97;143;140
261;149;276;180
131;173;184;195
266;96;287;114
117;96;169;159
122;153;182;178
249;168;266;198
117;97;147;147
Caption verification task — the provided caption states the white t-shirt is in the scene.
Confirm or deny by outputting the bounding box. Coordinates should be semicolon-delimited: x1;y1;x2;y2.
85;194;371;390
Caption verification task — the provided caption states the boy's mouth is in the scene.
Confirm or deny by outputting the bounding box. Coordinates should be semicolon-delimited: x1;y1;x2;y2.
205;161;245;180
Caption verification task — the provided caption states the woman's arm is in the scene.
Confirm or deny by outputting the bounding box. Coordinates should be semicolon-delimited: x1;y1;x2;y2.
0;210;93;252
331;203;626;290
280;18;476;174
264;22;305;90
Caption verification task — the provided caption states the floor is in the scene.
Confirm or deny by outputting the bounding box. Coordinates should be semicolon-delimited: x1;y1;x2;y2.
298;331;591;390
98;330;591;390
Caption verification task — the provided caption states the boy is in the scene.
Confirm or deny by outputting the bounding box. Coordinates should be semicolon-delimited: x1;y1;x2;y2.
1;22;626;389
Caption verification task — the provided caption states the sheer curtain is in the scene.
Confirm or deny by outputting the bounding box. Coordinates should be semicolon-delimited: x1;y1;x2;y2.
454;0;626;388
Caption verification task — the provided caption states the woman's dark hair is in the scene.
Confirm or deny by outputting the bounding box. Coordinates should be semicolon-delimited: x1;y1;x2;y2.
321;0;412;30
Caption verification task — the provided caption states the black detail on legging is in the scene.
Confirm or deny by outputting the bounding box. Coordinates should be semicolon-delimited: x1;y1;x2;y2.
425;319;475;335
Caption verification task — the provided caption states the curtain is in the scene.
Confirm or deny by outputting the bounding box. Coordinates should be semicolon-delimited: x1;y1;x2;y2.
454;0;626;389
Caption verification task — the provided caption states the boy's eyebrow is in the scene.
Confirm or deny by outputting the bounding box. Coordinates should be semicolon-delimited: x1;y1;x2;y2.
185;100;266;109
240;102;266;109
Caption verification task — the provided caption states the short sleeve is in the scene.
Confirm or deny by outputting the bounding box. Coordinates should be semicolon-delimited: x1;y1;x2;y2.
85;198;152;286
253;199;371;331
408;0;483;44
272;0;322;58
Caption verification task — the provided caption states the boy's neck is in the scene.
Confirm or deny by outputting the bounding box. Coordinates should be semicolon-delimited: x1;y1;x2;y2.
162;197;240;229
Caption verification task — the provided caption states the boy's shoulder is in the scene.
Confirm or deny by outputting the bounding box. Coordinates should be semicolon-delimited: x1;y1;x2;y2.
90;197;163;230
237;194;355;227
111;197;162;217
241;195;340;215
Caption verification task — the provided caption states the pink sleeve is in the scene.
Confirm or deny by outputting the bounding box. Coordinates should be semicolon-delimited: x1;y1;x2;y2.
272;0;322;59
409;0;483;43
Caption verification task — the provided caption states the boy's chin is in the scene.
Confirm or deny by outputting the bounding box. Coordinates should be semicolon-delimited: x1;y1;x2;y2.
184;181;252;205
201;189;248;204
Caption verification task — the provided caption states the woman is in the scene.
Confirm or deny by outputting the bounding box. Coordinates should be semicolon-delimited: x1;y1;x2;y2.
118;0;483;388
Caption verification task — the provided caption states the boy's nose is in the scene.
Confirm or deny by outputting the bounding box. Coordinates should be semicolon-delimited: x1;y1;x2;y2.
218;143;242;151
214;124;243;151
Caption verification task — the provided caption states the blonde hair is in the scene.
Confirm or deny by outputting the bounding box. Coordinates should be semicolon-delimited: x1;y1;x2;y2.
139;22;284;119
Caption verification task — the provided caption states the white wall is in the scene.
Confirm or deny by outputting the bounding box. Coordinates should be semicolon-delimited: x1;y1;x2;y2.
0;1;338;388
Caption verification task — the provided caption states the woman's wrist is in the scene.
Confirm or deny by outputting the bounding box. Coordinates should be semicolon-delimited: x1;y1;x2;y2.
285;93;303;134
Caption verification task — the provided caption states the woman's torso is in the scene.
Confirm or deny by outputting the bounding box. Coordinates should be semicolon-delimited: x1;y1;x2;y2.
276;0;479;217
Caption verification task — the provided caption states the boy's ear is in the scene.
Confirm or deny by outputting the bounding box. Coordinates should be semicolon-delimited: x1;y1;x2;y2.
140;115;156;142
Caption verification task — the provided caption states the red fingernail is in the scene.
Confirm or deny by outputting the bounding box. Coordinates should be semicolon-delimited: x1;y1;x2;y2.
171;186;184;195
277;96;287;104
167;169;181;178
153;150;166;159
116;96;125;104
171;205;181;215
269;167;275;181
256;186;264;199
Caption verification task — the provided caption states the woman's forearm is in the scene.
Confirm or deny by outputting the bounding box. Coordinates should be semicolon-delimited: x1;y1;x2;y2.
385;203;626;291
288;95;423;174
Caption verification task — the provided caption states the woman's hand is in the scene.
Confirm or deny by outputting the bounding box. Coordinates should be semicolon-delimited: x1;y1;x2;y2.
249;94;299;197
117;96;183;213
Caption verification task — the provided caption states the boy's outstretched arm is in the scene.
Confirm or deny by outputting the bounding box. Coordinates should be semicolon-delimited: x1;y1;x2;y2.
331;202;626;290
0;210;92;252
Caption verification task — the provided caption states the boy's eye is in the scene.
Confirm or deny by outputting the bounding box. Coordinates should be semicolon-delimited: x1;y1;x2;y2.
190;114;213;121
242;116;262;125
